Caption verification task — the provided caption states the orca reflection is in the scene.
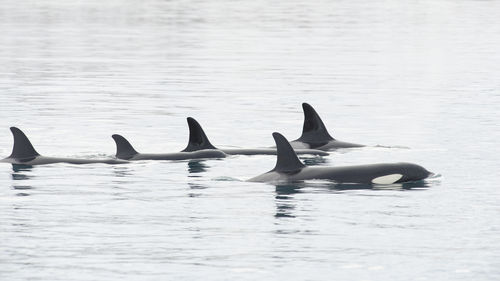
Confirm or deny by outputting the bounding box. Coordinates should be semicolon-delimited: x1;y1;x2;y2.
187;160;209;174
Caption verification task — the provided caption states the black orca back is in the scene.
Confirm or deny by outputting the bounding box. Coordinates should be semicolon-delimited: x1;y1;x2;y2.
8;127;40;161
182;117;217;152
272;132;305;173
111;134;139;160
295;103;334;147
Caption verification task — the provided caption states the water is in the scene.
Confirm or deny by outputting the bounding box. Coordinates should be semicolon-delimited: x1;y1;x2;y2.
1;0;499;280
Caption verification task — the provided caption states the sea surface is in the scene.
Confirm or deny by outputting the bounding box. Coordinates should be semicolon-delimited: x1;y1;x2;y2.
0;0;499;280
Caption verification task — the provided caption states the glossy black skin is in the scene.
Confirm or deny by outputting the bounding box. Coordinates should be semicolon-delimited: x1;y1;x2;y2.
289;139;364;150
111;134;226;160
220;148;328;156
111;117;326;161
184;117;328;156
1;156;126;165
118;151;226;161
1;127;127;165
248;162;431;183
248;132;432;184
290;103;364;150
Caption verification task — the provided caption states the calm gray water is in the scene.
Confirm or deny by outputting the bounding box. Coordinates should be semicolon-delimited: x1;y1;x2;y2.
1;0;499;280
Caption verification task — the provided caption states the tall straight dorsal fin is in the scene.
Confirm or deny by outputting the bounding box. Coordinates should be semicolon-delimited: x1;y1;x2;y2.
272;132;305;173
296;103;334;144
182;117;217;152
8;127;40;160
111;134;138;159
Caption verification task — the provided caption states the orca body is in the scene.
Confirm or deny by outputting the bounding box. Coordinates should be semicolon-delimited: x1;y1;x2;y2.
0;127;127;165
185;117;328;156
248;133;431;184
111;126;226;161
289;103;364;150
220;148;327;156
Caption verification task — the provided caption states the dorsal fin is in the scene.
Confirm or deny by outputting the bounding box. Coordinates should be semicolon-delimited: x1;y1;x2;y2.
8;127;40;160
296;103;334;145
111;134;138;159
182;117;217;152
272;132;305;173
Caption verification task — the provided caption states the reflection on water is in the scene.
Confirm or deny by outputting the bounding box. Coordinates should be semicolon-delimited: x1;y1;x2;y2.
335;180;433;191
111;165;135;186
274;184;302;218
113;166;133;178
273;179;432;218
187;160;208;175
275;184;303;196
11;164;34;173
188;183;209;189
188;182;210;197
328;182;404;191
275;179;431;193
15;192;30;196
11;164;34;196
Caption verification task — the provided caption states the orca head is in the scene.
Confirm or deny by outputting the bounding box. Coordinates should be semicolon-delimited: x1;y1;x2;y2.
396;163;433;183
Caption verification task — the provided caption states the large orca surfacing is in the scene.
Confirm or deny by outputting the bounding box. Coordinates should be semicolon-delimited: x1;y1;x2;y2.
248;132;432;184
0;127;127;165
289;103;364;150
185;117;328;156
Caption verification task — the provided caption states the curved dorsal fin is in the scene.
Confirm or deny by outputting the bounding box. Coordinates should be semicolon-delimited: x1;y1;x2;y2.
8;127;40;160
296;103;334;144
182;117;217;152
272;132;305;173
111;134;138;159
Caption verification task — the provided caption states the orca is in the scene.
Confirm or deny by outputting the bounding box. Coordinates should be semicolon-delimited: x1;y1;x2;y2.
185;117;328;156
289;103;364;150
0;127;127;165
111;127;227;160
248;132;432;184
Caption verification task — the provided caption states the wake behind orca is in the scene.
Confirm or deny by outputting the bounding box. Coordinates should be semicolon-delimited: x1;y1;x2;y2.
248;132;432;184
185;117;328;156
0;127;127;165
289;103;364;150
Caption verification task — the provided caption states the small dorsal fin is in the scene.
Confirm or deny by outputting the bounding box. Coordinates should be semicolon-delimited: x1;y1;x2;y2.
296;103;334;145
111;134;138;159
182;117;217;152
272;132;305;173
8;127;40;160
